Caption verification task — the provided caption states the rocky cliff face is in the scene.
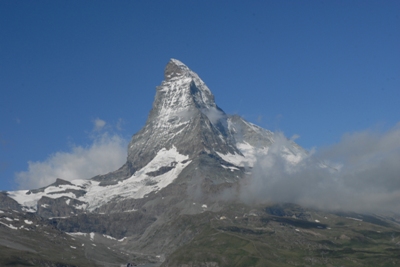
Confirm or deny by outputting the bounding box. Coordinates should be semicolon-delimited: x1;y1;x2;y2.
92;59;306;185
94;59;244;185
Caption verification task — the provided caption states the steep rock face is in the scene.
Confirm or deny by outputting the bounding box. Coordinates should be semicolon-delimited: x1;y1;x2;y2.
128;59;240;171
228;115;274;148
95;59;242;183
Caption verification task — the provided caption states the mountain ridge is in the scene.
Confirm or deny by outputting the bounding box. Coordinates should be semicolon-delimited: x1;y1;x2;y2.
7;59;393;267
6;58;307;215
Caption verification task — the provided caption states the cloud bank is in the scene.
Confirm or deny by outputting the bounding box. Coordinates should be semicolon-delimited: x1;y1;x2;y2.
15;133;127;190
239;123;400;214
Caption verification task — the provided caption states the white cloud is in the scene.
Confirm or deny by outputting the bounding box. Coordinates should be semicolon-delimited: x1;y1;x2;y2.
93;118;106;131
15;133;127;189
239;123;400;214
290;134;300;141
202;107;225;124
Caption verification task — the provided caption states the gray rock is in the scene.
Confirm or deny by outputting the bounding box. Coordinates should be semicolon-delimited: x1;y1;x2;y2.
0;192;22;211
94;59;243;185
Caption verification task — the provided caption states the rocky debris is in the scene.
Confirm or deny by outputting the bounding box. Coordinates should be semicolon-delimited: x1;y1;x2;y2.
28;178;73;194
51;211;156;240
37;196;86;218
146;163;177;177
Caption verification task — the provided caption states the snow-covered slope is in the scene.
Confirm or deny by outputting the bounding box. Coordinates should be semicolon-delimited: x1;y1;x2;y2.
217;115;307;167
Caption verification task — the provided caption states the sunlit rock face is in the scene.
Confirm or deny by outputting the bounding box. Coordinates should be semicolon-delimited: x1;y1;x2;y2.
94;59;305;186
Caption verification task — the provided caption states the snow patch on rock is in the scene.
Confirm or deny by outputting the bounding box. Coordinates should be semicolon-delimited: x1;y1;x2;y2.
7;146;191;212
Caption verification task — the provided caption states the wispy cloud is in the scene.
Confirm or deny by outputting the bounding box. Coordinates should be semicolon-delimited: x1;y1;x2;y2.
93;118;106;131
239;123;400;214
202;107;225;124
15;132;127;190
116;118;125;131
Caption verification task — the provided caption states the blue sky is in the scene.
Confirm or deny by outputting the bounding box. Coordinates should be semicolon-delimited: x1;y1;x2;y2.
1;1;399;191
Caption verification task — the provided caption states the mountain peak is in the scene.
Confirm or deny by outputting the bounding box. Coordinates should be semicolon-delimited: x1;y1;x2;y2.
88;59;303;188
164;58;191;80
169;58;187;67
120;59;242;178
160;59;216;112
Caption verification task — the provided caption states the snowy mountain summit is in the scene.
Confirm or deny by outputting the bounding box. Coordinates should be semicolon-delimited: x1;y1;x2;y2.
7;59;306;214
0;59;342;267
122;58;241;180
2;60;399;267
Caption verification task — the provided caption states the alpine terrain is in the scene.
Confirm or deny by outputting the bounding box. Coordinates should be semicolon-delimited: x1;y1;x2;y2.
1;59;400;267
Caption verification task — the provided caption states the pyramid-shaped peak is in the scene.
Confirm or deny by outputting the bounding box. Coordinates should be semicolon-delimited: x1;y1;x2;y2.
164;58;192;80
169;58;188;68
160;58;215;110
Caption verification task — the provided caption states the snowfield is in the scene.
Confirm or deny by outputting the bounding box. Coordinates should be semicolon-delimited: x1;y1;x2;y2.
8;146;191;212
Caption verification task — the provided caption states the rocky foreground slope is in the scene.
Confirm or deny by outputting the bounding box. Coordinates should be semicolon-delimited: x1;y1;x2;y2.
1;60;400;267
